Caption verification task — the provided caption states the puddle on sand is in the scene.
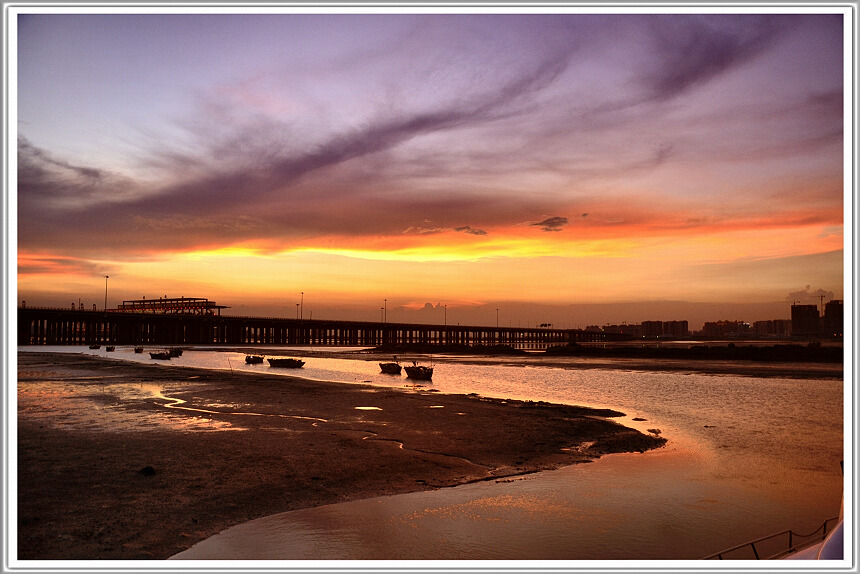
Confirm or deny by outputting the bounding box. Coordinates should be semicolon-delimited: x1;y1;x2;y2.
19;372;334;435
18;379;239;433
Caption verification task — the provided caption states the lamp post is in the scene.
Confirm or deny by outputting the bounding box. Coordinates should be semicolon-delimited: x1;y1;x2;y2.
496;308;499;328
444;304;447;326
296;303;300;319
300;292;304;320
380;307;384;322
384;299;387;323
104;276;109;311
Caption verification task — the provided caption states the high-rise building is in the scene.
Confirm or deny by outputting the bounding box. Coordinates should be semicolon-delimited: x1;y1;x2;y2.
822;300;843;338
663;320;689;338
753;319;792;338
701;320;747;337
791;304;821;337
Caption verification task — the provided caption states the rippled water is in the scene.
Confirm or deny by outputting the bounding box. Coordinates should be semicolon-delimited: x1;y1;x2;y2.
19;345;845;560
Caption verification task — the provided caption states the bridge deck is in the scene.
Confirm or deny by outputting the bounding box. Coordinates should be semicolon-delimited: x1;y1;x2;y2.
17;307;607;348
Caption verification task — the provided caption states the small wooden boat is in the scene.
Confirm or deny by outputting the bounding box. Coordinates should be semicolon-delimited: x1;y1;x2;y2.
245;355;264;364
89;344;101;349
105;346;115;352
404;364;433;380
168;347;183;357
379;362;402;375
149;351;171;360
134;347;144;353
267;357;305;368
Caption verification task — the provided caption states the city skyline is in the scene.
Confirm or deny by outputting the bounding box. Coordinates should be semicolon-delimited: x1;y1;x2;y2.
12;10;849;326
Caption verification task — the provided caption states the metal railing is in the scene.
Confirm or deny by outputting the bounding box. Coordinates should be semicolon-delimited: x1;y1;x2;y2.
704;516;840;560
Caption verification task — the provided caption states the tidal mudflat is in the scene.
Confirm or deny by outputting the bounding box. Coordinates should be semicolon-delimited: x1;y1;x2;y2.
16;352;665;560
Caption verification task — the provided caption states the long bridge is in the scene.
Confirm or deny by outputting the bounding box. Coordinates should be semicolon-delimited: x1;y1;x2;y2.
17;306;608;349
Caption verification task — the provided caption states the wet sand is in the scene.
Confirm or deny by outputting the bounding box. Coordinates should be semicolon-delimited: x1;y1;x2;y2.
16;352;665;560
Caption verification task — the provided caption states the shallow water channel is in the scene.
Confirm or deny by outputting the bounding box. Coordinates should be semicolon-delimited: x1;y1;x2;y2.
20;346;846;560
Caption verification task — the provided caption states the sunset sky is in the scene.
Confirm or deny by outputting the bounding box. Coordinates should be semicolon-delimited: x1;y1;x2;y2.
11;9;849;328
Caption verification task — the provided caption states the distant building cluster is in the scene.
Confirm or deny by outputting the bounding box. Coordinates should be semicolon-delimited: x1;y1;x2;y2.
584;300;843;340
585;320;690;339
791;300;843;338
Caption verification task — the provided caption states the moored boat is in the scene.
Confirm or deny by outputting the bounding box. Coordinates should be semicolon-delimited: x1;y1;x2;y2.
379;362;402;374
105;346;115;352
149;351;171;360
134;347;144;353
245;355;264;364
89;344;101;349
404;364;433;380
168;347;183;357
268;357;305;368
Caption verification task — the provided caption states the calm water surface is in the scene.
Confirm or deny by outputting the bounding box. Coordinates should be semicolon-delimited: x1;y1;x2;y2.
20;346;845;560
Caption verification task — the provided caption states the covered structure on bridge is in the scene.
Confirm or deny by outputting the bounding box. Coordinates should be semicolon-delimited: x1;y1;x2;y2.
114;297;227;316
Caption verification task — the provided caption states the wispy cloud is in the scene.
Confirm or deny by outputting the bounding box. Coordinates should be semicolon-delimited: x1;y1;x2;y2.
15;14;843;270
18;254;113;276
455;226;488;236
531;217;569;232
640;14;796;102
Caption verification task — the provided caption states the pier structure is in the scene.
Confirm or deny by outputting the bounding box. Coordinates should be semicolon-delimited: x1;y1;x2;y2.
17;307;608;348
115;297;228;316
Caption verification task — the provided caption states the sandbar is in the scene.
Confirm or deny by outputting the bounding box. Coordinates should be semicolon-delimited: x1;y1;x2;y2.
16;351;665;560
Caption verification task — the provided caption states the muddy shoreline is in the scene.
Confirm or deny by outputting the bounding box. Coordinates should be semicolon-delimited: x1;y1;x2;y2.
17;352;666;560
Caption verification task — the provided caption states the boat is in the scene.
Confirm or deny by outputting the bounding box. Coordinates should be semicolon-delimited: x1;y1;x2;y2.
105;346;115;352
134;347;144;353
88;344;100;349
379;357;402;374
149;351;171;360
267;357;305;368
404;363;433;380
380;362;402;374
245;355;264;364
168;347;183;357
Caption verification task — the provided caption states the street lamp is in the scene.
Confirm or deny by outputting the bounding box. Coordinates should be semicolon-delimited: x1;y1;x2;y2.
296;303;300;319
380;307;384;322
300;292;304;320
384;299;387;323
444;304;447;326
496;308;499;328
104;276;109;311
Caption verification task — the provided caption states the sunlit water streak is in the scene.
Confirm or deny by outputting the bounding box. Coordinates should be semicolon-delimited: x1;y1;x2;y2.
19;345;845;560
